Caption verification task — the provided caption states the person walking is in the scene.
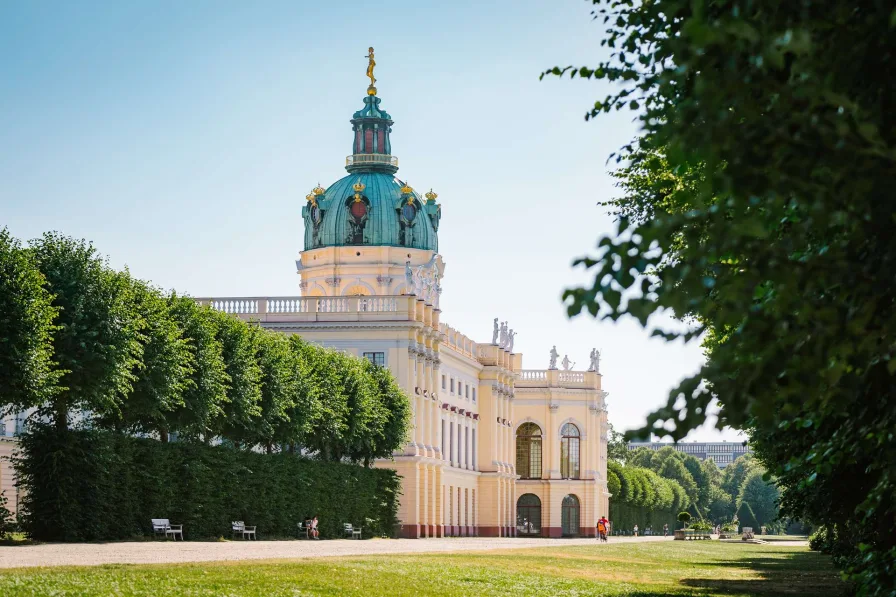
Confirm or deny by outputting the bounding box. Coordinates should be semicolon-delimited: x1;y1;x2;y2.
633;524;639;537
663;523;669;537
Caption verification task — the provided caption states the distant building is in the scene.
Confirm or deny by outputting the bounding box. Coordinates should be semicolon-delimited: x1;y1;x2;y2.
626;441;750;469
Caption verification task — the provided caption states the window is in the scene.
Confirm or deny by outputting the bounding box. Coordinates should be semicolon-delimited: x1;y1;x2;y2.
472;388;476;402
516;423;543;479
362;352;385;367
516;494;542;536
450;378;455;393
442;375;446;390
560;423;581;479
465;385;469;399
561;494;580;536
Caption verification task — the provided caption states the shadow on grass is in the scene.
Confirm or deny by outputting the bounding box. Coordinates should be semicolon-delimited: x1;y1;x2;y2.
675;550;849;596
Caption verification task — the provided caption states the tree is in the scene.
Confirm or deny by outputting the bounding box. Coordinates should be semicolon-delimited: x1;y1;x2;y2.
606;422;629;462
721;455;758;499
252;331;298;452
545;0;896;590
738;471;780;530
0;228;58;417
166;295;229;441
368;360;412;463
209;310;262;446
100;278;192;439
29;233;142;430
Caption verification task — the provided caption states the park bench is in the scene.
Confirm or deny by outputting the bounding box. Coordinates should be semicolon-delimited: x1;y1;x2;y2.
151;519;183;541
297;520;311;539
231;521;257;540
343;523;362;540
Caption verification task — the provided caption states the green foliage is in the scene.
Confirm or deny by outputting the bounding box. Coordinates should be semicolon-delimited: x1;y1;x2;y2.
0;491;15;539
737;501;759;530
166;295;229;441
0;231;410;465
0;228;59;416
737;471;780;529
97;278;192;438
29;233;143;430
605;422;629;463
690;519;712;532
678;511;691;524
210;310;263;445
546;0;896;590
15;425;400;541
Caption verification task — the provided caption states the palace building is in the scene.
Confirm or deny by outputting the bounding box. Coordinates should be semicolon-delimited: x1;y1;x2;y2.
0;53;611;538
194;54;611;538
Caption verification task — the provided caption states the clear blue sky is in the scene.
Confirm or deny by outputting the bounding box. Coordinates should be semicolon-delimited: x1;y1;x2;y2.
0;0;742;442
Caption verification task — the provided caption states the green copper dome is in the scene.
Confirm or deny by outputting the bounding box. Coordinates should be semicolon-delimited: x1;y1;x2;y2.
301;92;441;251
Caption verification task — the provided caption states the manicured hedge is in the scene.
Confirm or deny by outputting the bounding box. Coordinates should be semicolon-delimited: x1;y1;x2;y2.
16;426;401;541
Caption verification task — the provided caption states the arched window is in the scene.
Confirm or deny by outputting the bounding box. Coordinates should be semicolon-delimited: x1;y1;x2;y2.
516;423;542;479
561;494;580;537
560;423;580;479
516;494;542;536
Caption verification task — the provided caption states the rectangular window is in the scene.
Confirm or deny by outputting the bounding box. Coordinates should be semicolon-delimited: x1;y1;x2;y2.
472;388;477;402
465;385;469;399
450;378;455;393
442;375;446;390
362;352;385;367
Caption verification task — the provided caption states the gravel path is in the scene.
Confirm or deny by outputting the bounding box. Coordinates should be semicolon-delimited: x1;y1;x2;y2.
0;536;672;569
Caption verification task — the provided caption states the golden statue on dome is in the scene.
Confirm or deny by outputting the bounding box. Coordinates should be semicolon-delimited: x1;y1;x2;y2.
365;47;377;95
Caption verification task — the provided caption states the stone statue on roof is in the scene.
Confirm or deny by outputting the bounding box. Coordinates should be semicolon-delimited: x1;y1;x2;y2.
561;355;575;371
492;318;499;344
549;346;559;370
405;261;415;295
588;348;601;373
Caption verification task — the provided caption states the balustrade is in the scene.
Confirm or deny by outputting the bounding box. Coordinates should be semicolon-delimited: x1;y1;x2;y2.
201;295;405;317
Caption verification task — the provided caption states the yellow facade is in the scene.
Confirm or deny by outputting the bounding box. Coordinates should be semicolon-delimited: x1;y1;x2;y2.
201;245;609;538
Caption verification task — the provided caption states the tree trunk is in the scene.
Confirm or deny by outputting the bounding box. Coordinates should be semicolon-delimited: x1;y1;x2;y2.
54;400;68;433
160;427;169;443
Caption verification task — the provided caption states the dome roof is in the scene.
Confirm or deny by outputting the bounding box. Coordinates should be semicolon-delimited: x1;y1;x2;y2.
302;171;440;251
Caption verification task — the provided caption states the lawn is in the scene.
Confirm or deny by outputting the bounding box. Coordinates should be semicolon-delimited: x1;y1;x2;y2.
0;541;844;596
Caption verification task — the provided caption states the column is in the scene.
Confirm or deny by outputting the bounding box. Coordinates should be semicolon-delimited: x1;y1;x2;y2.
458;419;466;471
422;465;429;537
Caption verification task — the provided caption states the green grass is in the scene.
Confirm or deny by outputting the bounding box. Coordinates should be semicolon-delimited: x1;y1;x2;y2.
0;541;844;596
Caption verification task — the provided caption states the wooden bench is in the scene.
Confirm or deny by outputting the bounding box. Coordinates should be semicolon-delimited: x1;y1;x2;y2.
151;519;183;541
297;521;311;539
232;521;257;540
343;523;362;540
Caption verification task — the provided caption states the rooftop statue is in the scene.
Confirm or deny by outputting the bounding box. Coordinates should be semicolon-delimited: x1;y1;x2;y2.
492;318;499;344
365;47;377;95
561;355;575;371
588;348;602;373
405;261;414;294
549;346;559;370
507;330;516;352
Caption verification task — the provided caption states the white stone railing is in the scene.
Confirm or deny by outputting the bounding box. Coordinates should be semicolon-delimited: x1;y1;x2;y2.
559;371;586;383
515;369;599;390
198;295;402;316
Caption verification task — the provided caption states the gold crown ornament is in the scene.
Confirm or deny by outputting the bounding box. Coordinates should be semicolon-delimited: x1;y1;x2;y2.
352;179;366;193
306;192;317;207
425;189;438;203
312;183;326;196
400;182;413;195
